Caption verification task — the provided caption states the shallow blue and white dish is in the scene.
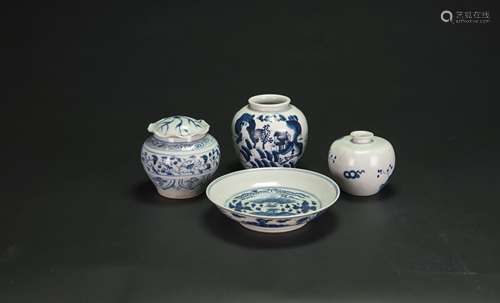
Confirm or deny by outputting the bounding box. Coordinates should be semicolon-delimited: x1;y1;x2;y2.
206;168;340;233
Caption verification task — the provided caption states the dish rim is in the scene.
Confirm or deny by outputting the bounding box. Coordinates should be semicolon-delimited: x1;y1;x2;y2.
206;167;340;219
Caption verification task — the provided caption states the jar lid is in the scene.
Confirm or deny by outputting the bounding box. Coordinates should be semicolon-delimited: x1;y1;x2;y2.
147;115;210;142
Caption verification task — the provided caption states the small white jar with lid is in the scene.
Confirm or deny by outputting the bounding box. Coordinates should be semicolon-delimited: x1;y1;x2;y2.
328;131;395;196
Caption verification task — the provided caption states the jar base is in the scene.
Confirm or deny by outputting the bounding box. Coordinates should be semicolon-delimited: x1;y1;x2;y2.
156;188;202;199
342;188;381;197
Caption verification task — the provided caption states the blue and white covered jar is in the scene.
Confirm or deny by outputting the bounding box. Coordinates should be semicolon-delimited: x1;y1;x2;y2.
141;116;221;199
232;94;308;168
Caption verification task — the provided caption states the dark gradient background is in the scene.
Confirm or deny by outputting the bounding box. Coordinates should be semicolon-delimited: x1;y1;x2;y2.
1;1;499;302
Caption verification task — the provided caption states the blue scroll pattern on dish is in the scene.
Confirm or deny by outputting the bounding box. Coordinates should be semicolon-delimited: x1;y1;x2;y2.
234;113;305;167
241;216;315;227
226;187;320;216
141;147;220;176
226;210;319;228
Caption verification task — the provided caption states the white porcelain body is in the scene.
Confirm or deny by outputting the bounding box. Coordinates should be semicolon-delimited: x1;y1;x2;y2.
206;168;340;233
328;131;395;196
232;94;308;168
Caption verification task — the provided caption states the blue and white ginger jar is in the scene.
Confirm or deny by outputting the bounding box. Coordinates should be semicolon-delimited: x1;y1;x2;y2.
141;115;221;199
232;94;308;168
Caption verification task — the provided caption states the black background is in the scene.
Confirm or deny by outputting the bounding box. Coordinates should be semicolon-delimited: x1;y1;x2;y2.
1;1;499;302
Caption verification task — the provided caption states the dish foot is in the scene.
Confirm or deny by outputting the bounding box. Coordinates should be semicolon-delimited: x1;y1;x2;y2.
240;223;306;233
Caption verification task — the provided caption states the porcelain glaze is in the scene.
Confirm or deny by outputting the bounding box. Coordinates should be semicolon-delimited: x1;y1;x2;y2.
328;131;395;196
231;94;308;168
206;168;340;233
141;116;220;199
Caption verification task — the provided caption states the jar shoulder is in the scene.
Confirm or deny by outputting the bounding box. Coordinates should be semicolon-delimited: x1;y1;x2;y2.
233;105;307;122
231;105;308;135
329;136;394;155
142;134;220;155
328;136;395;169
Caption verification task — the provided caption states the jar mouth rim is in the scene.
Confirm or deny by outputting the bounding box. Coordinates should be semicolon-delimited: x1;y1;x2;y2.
248;94;291;111
350;130;374;144
350;130;374;138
